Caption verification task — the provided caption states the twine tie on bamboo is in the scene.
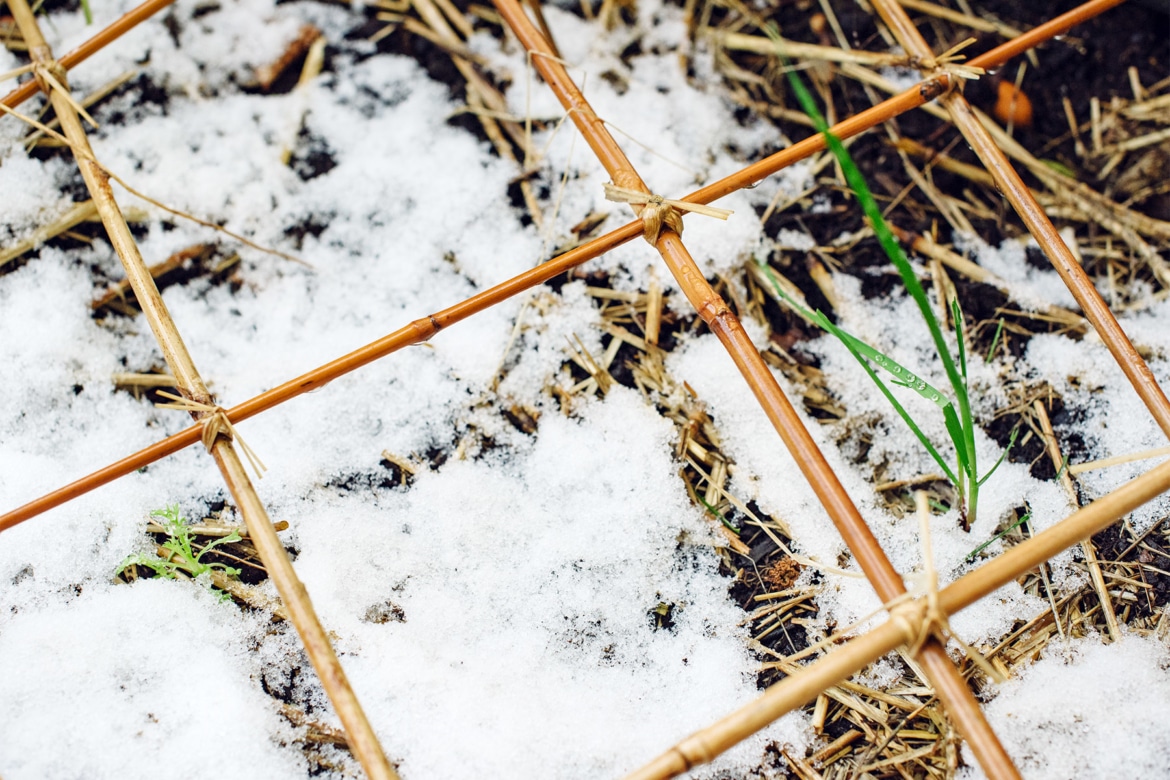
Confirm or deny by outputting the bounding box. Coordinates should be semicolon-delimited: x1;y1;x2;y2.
156;391;267;478
906;37;985;84
891;493;1002;681
603;182;733;244
26;46;101;128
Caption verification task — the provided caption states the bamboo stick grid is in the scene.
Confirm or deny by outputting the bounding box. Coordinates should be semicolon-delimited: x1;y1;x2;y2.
1;0;1167;776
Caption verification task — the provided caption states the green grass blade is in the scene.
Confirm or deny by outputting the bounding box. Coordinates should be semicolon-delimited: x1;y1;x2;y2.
976;426;1019;487
951;298;968;382
820;315;960;485
964;510;1031;563
769;25;974;447
985;317;1006;363
755;259;952;410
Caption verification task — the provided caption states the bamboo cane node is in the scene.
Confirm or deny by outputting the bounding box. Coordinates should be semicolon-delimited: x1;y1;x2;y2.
603;182;732;244
156;391;267;479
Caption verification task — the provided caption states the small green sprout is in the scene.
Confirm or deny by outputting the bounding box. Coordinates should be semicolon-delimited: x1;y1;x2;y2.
985;317;1006;364
964;510;1031;563
117;505;242;601
697;494;740;534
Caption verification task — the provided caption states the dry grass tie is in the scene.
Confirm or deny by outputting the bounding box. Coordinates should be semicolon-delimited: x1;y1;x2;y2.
603;182;732;244
156;391;267;479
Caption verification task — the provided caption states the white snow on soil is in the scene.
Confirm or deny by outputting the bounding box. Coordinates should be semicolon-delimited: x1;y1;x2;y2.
1;0;1168;777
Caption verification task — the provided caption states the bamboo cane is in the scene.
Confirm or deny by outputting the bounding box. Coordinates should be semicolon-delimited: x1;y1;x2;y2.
490;0;1017;777
868;0;1170;442
965;0;1128;73
627;456;1170;779
5;3;397;777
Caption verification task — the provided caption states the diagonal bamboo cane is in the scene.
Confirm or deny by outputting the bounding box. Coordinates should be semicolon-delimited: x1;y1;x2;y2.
4;3;397;777
489;0;1018;776
627;456;1170;779
867;0;1170;441
1;0;176;112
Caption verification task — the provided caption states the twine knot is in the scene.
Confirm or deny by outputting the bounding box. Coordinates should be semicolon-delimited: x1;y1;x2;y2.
25;46;100;128
603;182;733;245
889;492;1003;683
905;37;985;84
31;58;68;96
157;391;267;479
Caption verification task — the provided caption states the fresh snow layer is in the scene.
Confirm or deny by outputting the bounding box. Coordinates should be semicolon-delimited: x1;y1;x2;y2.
962;633;1170;780
2;0;1169;777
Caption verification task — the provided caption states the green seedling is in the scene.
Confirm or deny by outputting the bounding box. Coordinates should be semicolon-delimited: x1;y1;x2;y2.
697;494;741;534
765;26;1016;529
117;505;242;601
965;510;1031;563
985;317;1006;364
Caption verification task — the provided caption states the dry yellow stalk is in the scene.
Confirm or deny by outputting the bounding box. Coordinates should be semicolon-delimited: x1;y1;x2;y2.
0;199;97;269
1031;399;1121;641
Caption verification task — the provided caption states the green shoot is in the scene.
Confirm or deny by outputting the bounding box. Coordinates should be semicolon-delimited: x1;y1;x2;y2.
964;510;1031;563
82;0;92;24
766;24;1009;530
985;317;1006;363
117;505;242;601
697;494;740;534
1053;454;1070;482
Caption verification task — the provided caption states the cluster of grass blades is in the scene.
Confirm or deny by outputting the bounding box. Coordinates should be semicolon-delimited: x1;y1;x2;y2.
116;504;242;601
759;28;1016;531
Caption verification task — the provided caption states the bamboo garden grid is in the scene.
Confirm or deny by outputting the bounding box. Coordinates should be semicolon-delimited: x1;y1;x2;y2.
1;0;1169;776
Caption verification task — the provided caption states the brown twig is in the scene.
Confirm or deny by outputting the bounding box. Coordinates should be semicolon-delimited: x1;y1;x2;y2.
4;2;397;777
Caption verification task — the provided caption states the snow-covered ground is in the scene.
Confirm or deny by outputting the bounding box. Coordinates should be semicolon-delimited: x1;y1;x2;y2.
1;0;1168;777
